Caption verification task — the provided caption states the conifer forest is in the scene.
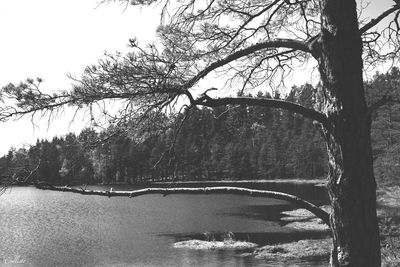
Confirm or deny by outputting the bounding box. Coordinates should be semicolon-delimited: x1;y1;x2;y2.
2;69;399;187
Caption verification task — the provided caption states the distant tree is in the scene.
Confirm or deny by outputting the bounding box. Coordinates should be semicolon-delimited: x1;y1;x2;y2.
367;68;400;186
2;1;400;265
47;142;62;183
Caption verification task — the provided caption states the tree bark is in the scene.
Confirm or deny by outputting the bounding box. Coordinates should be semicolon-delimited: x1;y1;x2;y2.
314;0;381;266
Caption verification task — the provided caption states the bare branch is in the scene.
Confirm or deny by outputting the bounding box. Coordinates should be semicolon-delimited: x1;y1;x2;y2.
34;183;330;227
359;5;400;34
18;159;41;184
0;159;41;196
193;95;330;130
183;39;311;90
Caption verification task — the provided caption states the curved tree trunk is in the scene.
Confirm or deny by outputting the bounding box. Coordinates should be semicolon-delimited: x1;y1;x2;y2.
315;0;381;266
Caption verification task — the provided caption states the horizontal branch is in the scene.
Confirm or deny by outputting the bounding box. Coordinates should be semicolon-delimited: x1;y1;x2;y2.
184;39;310;90
34;182;330;227
359;5;400;34
0;99;74;122
195;96;330;129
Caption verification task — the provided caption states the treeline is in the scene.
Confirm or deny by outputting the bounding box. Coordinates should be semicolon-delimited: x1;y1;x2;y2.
1;68;399;186
367;68;400;186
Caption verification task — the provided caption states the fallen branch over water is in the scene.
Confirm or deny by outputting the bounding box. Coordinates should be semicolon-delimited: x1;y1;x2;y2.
34;181;330;227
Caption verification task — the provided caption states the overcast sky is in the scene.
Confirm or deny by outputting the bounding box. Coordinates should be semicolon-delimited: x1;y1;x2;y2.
0;0;161;155
0;0;395;156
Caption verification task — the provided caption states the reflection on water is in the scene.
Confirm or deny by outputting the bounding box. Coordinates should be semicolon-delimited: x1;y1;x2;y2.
0;186;329;266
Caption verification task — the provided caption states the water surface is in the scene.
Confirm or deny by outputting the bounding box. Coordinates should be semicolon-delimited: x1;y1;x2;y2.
0;186;329;266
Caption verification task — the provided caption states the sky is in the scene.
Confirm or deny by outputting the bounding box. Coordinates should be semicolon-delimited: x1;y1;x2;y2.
0;0;161;155
0;0;395;156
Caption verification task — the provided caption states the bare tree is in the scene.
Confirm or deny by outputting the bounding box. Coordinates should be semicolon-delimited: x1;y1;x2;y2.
1;0;400;266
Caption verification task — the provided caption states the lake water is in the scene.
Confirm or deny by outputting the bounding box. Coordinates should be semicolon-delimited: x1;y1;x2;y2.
0;186;329;266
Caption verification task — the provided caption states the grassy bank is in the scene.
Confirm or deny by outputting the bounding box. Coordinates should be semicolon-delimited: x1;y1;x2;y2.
172;187;400;265
255;186;400;265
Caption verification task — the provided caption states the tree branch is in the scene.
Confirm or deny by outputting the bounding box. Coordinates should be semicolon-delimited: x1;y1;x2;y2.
18;159;41;184
359;5;400;34
194;96;330;129
1;159;41;196
0;99;74;122
34;183;330;227
183;39;311;90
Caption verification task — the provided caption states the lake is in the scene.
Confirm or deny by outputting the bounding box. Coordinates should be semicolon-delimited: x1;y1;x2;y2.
0;185;330;266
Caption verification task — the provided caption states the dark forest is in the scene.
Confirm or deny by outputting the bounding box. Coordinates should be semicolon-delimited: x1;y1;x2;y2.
2;69;399;187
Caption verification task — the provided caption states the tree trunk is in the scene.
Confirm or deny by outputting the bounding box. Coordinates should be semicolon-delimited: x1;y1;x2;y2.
315;0;381;266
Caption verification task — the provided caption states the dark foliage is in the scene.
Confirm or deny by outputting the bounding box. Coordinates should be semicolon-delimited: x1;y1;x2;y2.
1;69;399;186
0;85;328;184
